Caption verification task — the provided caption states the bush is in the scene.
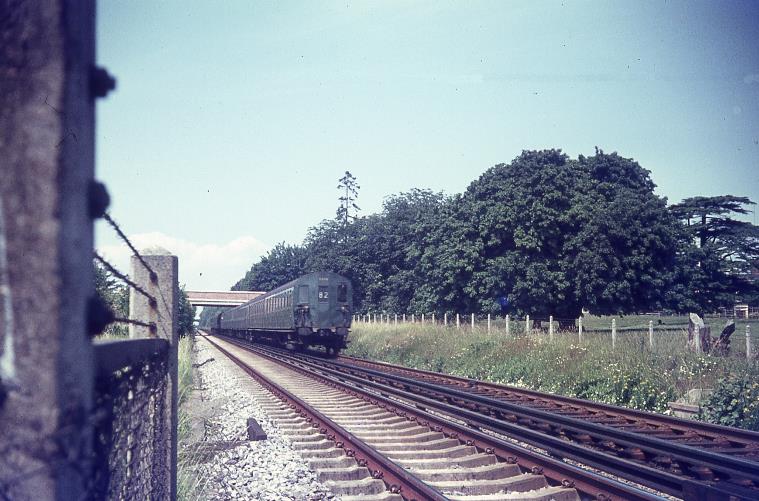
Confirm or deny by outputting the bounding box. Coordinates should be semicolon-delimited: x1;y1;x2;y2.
699;375;759;431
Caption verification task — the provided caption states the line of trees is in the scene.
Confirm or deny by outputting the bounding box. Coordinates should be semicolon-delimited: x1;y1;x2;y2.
227;149;758;319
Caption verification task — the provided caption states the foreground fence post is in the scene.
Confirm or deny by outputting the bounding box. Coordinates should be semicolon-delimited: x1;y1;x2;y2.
130;254;179;500
649;320;654;349
578;317;583;344
549;315;554;341
747;325;753;360
505;315;510;336
612;318;617;350
525;315;530;335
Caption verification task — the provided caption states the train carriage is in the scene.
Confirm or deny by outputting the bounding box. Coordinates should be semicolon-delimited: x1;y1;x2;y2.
213;272;352;355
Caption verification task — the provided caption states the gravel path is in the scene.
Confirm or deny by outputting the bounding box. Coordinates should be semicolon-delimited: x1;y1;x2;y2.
185;337;336;500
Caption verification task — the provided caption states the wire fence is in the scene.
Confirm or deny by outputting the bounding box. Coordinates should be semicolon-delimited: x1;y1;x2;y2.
90;213;176;500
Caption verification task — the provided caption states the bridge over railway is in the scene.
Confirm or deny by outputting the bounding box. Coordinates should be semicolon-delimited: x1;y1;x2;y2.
186;290;265;307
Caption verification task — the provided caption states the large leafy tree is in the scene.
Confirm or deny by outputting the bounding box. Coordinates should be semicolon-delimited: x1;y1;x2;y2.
670;196;759;309
415;149;683;319
233;242;308;291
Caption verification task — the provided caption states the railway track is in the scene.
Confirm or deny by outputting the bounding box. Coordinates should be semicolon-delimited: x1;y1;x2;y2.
204;334;675;500
211;333;759;500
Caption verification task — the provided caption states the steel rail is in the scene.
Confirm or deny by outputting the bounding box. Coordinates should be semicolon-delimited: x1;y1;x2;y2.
204;336;447;501
214;335;667;501
341;355;759;446
245;341;759;500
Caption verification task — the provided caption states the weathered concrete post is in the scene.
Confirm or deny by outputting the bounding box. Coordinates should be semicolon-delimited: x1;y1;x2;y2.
525;314;530;336
578;317;583;344
549;315;554;341
1;2;101;499
611;318;617;351
747;325;753;360
648;320;654;349
129;254;178;500
505;315;510;336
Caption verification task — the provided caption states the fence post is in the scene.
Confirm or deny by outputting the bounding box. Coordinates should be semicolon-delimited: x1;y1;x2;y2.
525;314;530;335
421;313;425;324
456;314;460;329
402;313;406;323
471;313;475;331
444;313;448;326
411;313;415;323
549;315;554;341
130;254;179;500
432;313;435;324
0;4;99;496
487;313;491;334
505;315;510;336
394;313;397;325
612;318;617;351
747;325;752;360
578;317;583;344
649;320;654;349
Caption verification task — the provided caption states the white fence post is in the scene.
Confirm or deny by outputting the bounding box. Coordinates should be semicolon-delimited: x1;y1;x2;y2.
505;315;510;336
649;320;654;349
456;314;460;329
549;315;554;341
411;313;415;323
578;317;583;344
444;313;448;326
487;313;491;334
471;313;475;331
525;314;530;335
747;325;752;360
432;313;435;324
611;318;617;350
394;313;398;325
421;313;425;324
402;313;406;323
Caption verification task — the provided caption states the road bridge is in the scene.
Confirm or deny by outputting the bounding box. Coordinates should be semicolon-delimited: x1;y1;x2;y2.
186;290;265;307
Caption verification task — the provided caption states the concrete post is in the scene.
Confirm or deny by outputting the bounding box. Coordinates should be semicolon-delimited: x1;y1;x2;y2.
394;313;397;325
402;313;406;323
505;315;510;336
525;315;530;335
487;313;491;333
1;2;99;499
129;255;178;500
412;313;415;323
471;313;475;331
578;317;583;344
649;320;654;349
432;313;435;324
549;315;554;341
444;313;448;326
456;314;460;329
612;318;617;351
421;313;425;324
746;325;752;360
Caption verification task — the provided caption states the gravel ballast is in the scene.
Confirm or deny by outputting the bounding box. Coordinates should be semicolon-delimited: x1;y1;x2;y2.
184;337;336;500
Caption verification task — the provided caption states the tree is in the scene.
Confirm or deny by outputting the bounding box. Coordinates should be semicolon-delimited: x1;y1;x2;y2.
415;149;684;320
93;260;128;318
177;286;196;337
233;242;308;291
670;196;759;309
336;171;360;239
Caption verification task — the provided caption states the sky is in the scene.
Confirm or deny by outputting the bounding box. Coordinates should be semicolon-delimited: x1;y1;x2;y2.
95;0;759;291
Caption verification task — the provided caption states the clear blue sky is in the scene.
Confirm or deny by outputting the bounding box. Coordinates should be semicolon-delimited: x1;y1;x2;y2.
95;0;759;290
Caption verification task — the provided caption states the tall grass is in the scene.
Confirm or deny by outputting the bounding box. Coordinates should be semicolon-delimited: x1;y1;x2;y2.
177;335;207;500
346;321;759;424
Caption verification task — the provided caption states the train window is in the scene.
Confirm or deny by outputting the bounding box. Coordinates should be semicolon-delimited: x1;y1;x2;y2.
338;283;347;302
298;285;309;304
318;286;329;303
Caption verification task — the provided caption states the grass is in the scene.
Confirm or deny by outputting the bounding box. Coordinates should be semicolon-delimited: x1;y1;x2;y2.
177;334;208;500
345;320;759;429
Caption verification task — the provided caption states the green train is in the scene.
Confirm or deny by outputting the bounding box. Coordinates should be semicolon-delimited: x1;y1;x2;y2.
212;272;353;356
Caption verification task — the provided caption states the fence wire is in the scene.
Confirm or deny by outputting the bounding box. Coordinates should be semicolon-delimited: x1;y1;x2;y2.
102;213;157;281
94;252;156;307
90;349;170;501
